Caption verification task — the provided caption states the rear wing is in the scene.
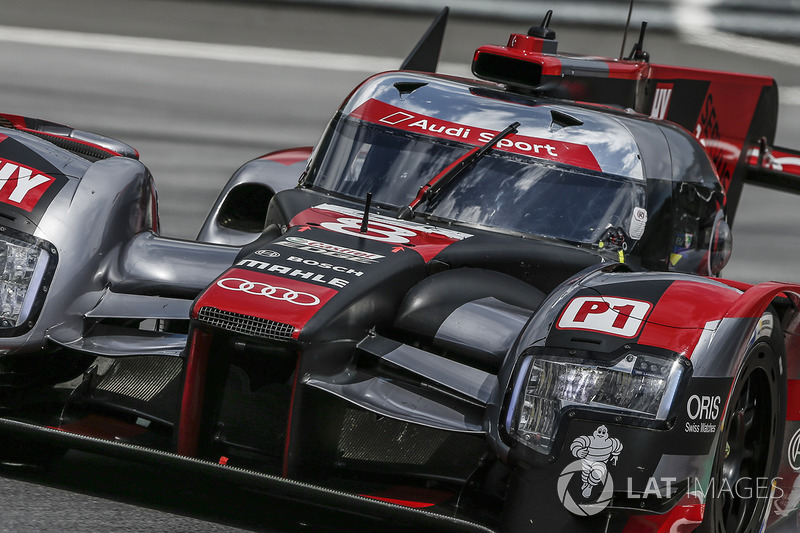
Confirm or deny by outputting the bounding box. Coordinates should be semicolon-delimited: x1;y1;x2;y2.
640;66;779;226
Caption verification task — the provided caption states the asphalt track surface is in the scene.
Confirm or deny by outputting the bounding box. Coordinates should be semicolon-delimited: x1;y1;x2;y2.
1;0;800;530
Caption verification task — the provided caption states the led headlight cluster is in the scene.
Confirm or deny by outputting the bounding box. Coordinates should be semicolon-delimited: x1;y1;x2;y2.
0;232;51;329
507;351;687;454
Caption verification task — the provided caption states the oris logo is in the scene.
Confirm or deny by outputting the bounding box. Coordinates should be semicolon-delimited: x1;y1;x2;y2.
216;277;320;306
685;394;721;434
686;395;721;421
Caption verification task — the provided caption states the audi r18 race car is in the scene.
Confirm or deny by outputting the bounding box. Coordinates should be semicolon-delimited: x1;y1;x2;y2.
0;6;799;533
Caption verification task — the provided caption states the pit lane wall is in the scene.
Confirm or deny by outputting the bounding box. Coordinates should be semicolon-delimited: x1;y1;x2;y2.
276;0;800;39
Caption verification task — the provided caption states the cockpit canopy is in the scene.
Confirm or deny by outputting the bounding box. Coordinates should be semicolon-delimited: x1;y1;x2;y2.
303;72;728;274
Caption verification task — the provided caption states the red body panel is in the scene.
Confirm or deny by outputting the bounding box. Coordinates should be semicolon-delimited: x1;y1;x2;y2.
258;147;313;166
289;203;470;262
348;99;602;172
0;156;58;212
192;268;339;338
638;281;739;356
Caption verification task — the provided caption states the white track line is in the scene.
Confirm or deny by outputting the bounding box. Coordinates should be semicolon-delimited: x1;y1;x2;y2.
679;28;800;105
0;23;797;104
680;28;800;70
0;24;464;74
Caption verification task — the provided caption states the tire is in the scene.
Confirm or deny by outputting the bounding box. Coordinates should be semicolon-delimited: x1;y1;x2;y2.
700;312;786;532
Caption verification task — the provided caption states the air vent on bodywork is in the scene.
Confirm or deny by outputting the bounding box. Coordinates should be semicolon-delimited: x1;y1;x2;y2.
337;408;486;477
197;306;294;341
472;31;648;109
25;130;120;160
473;53;544;88
217;183;272;233
95;356;183;402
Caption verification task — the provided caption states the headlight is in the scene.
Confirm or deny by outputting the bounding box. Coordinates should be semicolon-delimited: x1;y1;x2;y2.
0;229;55;331
506;351;688;454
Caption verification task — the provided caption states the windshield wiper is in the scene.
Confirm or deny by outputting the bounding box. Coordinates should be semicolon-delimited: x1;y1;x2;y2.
398;121;520;219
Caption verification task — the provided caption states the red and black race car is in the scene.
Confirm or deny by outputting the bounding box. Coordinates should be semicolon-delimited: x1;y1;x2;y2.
0;7;798;532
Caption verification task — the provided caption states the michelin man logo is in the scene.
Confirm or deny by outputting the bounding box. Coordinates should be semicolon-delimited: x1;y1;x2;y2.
557;425;623;516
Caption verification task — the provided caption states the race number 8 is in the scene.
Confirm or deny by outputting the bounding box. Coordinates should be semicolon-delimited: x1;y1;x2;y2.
320;217;417;244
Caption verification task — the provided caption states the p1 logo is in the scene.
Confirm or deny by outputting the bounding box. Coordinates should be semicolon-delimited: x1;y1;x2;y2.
557;296;651;338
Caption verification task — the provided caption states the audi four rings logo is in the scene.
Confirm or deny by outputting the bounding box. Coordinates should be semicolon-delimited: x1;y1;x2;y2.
216;278;321;306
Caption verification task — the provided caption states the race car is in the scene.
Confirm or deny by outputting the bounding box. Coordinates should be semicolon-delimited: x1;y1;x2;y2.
0;6;799;532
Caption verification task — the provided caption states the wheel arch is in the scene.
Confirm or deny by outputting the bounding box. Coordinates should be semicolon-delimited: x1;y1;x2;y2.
696;291;790;532
197;148;311;246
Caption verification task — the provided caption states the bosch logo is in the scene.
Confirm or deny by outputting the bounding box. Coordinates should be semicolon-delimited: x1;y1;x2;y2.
255;250;280;258
216;277;320;306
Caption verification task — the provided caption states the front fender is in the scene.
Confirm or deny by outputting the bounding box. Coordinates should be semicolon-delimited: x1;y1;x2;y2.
490;271;800;529
197;148;311;246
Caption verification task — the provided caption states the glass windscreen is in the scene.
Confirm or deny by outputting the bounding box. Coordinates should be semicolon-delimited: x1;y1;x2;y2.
307;116;646;245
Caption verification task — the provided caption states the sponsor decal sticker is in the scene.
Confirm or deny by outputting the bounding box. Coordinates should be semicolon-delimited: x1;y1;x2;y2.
255;250;280;258
650;83;673;120
558;425;623;516
749;312;774;346
235;259;350;288
321;216;418;244
789;429;800;471
216;277;321;306
349;99;602;172
285;256;363;276
195;268;339;336
289;204;472;262
685;394;721;434
694;92;735;190
380;111;415;125
0;158;57;211
557;296;652;338
313;204;472;242
275;236;384;264
629;207;647;240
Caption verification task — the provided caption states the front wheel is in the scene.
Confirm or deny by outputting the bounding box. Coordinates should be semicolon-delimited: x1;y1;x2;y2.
700;315;785;532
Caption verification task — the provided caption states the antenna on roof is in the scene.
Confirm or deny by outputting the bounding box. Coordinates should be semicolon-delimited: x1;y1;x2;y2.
528;10;556;40
626;21;649;61
619;0;635;60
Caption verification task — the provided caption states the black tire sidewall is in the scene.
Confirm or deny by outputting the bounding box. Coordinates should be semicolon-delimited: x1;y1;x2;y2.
701;312;786;533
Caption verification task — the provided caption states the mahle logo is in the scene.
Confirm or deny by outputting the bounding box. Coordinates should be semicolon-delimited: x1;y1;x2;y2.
557;425;623;516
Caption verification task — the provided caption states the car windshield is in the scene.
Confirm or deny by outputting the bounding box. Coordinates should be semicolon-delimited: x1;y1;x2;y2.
307;116;646;245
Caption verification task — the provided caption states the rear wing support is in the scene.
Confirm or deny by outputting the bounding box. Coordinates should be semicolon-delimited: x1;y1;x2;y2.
746;140;800;195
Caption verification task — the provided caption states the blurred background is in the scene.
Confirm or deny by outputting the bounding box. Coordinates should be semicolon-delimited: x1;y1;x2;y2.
1;1;800;530
296;0;800;37
1;0;799;282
